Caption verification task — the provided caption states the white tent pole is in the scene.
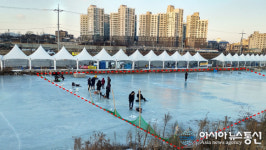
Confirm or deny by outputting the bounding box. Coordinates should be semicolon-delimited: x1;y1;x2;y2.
97;60;99;70
163;61;165;69
54;59;56;70
198;61;199;68
29;58;32;70
132;61;135;70
175;61;177;69
148;61;151;70
76;59;79;70
116;60;118;69
187;61;189;69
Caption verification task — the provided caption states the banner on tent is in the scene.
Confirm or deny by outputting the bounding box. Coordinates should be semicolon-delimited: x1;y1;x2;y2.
200;62;208;66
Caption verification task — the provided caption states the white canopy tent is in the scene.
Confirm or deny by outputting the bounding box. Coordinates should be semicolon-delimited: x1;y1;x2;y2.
129;50;147;70
183;52;196;68
171;51;186;69
53;46;75;70
193;52;208;68
144;50;160;69
212;53;229;67
225;53;234;67
232;54;240;67
158;51;174;69
239;54;247;67
29;45;54;70
245;54;252;67
74;47;94;70
93;48;115;70
112;49;131;69
3;44;29;69
250;54;257;67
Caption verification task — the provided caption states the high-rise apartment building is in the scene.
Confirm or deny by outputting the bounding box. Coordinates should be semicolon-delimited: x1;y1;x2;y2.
87;5;104;36
80;14;88;39
104;14;110;41
186;12;208;48
110;5;136;45
80;5;107;43
249;31;266;51
138;5;183;47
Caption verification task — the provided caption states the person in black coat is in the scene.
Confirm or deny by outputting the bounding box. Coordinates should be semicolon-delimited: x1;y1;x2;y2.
137;91;146;101
105;83;111;99
129;91;135;109
91;75;98;90
96;80;102;93
88;78;92;91
185;72;188;81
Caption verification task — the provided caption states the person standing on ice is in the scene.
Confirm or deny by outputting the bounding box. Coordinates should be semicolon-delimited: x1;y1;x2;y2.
101;78;105;89
87;77;92;91
96;80;102;93
91;75;98;90
105;83;111;99
107;76;111;85
185;72;188;81
129;91;135;109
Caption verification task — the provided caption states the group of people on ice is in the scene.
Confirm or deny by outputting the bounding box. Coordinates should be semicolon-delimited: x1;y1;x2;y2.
87;75;111;99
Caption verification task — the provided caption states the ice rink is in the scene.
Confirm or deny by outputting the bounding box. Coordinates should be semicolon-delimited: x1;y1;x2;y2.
0;71;265;149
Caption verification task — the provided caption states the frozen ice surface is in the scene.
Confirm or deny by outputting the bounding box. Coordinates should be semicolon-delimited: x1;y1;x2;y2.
0;71;265;149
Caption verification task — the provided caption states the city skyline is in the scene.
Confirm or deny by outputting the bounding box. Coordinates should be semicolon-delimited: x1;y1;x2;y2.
0;0;266;43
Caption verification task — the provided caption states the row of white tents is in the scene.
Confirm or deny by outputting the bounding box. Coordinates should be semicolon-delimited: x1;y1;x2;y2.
0;44;265;71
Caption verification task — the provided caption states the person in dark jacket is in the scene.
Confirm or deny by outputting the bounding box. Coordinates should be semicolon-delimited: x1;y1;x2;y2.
185;72;188;81
88;78;92;91
107;76;111;85
136;91;146;101
129;91;135;109
105;83;111;99
96;80;102;93
91;75;98;90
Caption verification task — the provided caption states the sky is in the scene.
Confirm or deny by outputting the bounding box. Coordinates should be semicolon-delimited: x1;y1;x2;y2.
0;0;265;43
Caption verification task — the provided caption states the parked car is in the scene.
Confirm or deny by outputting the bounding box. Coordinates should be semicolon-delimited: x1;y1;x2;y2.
45;49;55;55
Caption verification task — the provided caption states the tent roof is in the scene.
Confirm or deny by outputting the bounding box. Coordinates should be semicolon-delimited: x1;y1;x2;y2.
112;49;130;61
239;54;246;61
259;55;266;61
29;45;53;60
158;51;173;61
193;52;208;61
129;50;146;61
183;52;196;61
144;50;160;61
54;46;75;60
3;44;28;60
212;53;228;62
225;53;234;61
250;54;257;61
171;51;186;61
245;54;252;61
74;47;94;61
232;54;240;61
93;48;114;61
